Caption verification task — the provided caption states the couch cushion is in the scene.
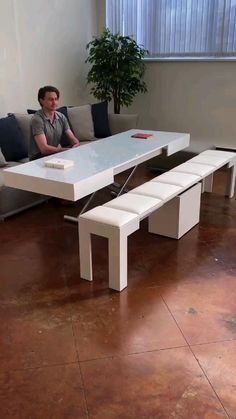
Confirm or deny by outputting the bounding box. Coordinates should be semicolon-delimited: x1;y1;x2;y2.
56;107;72;147
0;115;28;161
108;114;138;135
91;101;111;138
12;113;33;150
67;105;94;141
0;168;4;189
0;148;8;167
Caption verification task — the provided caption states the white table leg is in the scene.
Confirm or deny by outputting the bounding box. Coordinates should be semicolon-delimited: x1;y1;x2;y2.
79;221;93;281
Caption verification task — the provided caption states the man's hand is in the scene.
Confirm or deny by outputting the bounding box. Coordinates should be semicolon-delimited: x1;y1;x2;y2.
34;134;67;155
65;129;81;147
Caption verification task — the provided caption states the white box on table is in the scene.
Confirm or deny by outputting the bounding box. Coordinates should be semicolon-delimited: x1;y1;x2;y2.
44;158;74;169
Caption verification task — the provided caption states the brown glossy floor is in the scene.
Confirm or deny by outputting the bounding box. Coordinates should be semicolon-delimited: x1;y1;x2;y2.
0;167;236;418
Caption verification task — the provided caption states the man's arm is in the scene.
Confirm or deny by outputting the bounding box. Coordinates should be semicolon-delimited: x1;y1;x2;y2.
34;134;67;155
65;129;80;147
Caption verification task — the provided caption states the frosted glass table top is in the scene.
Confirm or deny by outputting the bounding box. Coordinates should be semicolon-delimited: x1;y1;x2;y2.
4;129;190;201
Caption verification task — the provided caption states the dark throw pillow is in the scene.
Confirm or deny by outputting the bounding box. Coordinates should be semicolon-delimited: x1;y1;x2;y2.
91;101;111;138
0;115;28;161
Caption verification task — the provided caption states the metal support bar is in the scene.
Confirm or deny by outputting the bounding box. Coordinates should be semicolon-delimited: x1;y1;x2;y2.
64;165;138;223
79;191;97;215
117;165;138;196
63;215;79;223
64;191;97;223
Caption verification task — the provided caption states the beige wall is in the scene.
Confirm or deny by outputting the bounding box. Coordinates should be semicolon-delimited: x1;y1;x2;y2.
3;0;235;149
127;61;236;149
96;1;236;148
0;0;98;116
96;0;106;33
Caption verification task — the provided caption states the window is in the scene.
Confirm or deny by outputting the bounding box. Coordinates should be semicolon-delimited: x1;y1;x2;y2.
106;0;236;59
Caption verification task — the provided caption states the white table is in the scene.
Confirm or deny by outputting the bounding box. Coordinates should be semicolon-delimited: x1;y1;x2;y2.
4;129;190;202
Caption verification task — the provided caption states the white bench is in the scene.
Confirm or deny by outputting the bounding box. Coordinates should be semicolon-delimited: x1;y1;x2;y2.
173;150;236;198
148;149;236;238
79;150;236;291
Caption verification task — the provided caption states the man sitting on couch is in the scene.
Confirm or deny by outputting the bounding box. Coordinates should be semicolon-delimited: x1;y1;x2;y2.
29;85;80;160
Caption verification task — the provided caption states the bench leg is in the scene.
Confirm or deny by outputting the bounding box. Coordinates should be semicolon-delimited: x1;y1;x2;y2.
109;230;128;291
79;221;93;281
202;173;213;193
226;164;235;198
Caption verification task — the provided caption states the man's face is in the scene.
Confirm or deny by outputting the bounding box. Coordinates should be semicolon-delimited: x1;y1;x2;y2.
40;91;59;112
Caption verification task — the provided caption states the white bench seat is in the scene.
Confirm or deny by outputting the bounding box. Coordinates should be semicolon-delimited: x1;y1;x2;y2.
79;149;236;291
172;150;236;197
152;172;201;188
104;193;163;219
190;154;234;167
130;181;182;202
201;150;236;159
173;162;215;177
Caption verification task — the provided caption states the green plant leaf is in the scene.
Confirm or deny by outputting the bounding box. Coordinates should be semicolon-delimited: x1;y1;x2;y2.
86;28;149;114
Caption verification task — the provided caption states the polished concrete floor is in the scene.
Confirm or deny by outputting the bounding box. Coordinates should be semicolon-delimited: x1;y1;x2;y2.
0;167;236;418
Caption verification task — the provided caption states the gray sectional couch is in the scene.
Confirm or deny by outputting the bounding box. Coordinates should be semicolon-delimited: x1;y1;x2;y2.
0;104;138;220
0;112;47;220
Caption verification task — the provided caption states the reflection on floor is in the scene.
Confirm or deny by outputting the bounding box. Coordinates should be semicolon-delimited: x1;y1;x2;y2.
0;166;236;418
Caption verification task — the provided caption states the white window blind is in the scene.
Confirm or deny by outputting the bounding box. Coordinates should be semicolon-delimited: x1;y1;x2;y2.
106;0;236;59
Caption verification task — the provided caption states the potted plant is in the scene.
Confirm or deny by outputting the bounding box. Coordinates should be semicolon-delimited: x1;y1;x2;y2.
86;28;148;114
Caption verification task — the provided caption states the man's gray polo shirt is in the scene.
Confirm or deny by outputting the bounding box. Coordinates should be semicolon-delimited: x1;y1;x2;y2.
29;109;69;160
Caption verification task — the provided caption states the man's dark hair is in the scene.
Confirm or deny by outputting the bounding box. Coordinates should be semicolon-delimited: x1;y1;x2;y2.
38;85;60;105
